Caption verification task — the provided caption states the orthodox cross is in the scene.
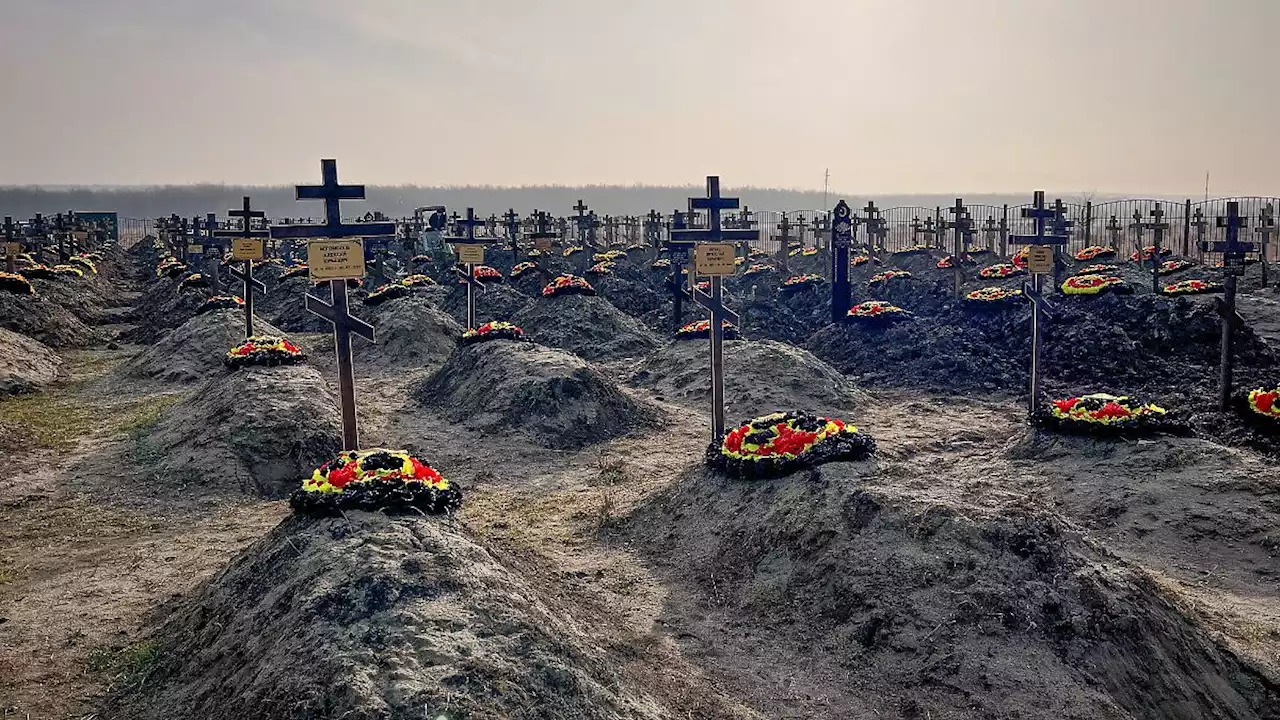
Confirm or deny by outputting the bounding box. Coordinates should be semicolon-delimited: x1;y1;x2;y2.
503;208;521;263
213;196;270;338
1257;204;1275;287
863;202;887;254
2;217;17;273
573;200;590;246
945;199;973;298
1106;215;1123;248
981;216;999;251
1009;191;1070;420
1191;208;1209;261
1137;204;1172;291
644;209;663;248
1199;202;1253;409
446;208;500;329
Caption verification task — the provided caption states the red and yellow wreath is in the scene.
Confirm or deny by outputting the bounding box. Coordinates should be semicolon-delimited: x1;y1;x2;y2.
177;273;208;292
675;319;740;340
744;263;772;276
1075;263;1119;276
651;258;672;270
291;448;463;516
20;264;57;280
1075;246;1116;261
68;256;98;274
869;269;911;285
1012;248;1030;269
1246;388;1280;421
224;335;307;369
402;274;437;288
196;295;244;315
788;246;819;258
1062;274;1128;295
851;255;870;267
593;250;627;262
0;271;35;296
964;286;1023;305
781;274;824;292
586;261;616;276
847;301;912;324
542;274;596;297
365;282;411;306
1131;246;1172;262
1157;259;1195;275
156;258;187;278
748;248;769;258
562;246;584;257
707;411;876;478
281;264;310;280
461;321;528;346
980;263;1023;279
510;261;538;279
410;254;433;264
937;256;955;269
53;264;85;278
1163;279;1222;296
1045;393;1167;432
470;265;504;283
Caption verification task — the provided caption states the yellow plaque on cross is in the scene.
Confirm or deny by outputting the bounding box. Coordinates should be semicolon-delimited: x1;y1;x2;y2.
694;243;737;276
232;238;264;261
307;239;366;280
1027;246;1054;274
456;244;486;264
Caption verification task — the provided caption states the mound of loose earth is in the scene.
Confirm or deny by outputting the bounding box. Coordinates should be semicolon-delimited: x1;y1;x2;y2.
628;339;863;419
98;512;670;720
441;282;533;327
119;309;282;384
512;293;660;362
0;291;97;348
0;327;62;394
625;465;1280;719
119;281;210;343
139;364;341;499
309;295;462;369
415;340;656;450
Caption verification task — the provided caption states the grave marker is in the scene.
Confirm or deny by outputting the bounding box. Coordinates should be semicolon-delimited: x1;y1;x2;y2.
53;213;70;261
645;209;663;248
1009;191;1070;420
2;217;17;273
947;198;972;299
269;159;392;451
1106;215;1123;249
1191;208;1209;263
199;213;223;293
774;213;794;272
1257;204;1275;287
1199;202;1253;410
214;196;270;338
1133;203;1170;293
446;208;501;329
830;200;855;323
863;202;886;253
981;216;999;251
503;208;521;263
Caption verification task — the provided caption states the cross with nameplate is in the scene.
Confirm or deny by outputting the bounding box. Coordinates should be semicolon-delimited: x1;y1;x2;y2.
447;207;501;329
1199;202;1254;410
270;159;392;451
198;213;222;293
503;208;520;263
862;202;885;252
214;196;270;338
671;176;755;439
1009;190;1070;420
1139;204;1171;291
1257;204;1275;287
29;214;50;263
2;217;17;273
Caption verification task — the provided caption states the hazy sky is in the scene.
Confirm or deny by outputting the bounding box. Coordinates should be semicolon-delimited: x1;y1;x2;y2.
2;0;1277;195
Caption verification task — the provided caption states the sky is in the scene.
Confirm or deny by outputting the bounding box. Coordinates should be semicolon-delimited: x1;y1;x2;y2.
1;0;1277;195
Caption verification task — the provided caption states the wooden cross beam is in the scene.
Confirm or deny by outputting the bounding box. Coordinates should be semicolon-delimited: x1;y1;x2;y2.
503;208;521;260
981;216;999;250
1009;190;1070;420
1256;205;1275;287
1201;202;1253;410
946;198;973;297
213;197;270;338
2;217;17;273
447;207;502;329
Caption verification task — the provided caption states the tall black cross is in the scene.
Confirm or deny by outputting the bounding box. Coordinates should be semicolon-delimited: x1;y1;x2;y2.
1139;204;1172;291
2;217;17;273
270;159;393;451
774;213;794;271
644;209;663;248
1009;191;1070;420
1257;204;1275;287
1106;215;1122;248
947;198;972;298
863;202;887;255
669;176;756;439
27;214;47;263
447;208;501;329
1191;208;1209;262
213;196;270;338
981;216;999;251
573;200;590;246
503;208;521;263
198;213;222;293
53;213;70;261
1200;202;1254;410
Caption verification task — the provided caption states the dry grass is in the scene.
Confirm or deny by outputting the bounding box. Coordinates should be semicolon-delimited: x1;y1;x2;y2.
0;384;94;452
117;393;184;439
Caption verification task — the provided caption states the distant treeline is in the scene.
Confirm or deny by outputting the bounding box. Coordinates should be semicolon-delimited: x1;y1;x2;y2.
0;184;1148;220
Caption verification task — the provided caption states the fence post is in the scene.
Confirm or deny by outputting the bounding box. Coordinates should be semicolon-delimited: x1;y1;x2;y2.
1183;198;1192;256
1083;201;1093;246
1000;204;1009;257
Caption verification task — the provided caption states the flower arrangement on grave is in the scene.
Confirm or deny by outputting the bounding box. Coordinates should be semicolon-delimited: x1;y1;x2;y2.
707;411;876;479
13;253;34;267
1074;246;1117;261
1245;387;1280;422
527;249;544;258
1212;258;1259;269
1075;263;1120;276
195;295;244;315
1011;247;1030;269
626;244;647;253
0;271;35;296
290;448;463;516
510;261;538;279
851;255;870;267
586;261;616;276
1061;273;1129;296
593;250;627;262
562;246;584;257
461;321;528;346
410;254;433;264
19;264;57;280
780;274;823;293
694;281;711;292
542;274;596;298
893;245;931;256
156;258;186;278
734;256;746;266
964;286;1023;306
846;301;912;325
1042;393;1168;433
177;273;208;292
364;282;411;306
748;248;769;258
281;264;310;280
788;246;819;257
1131;246;1172;262
224;335;307;369
53;264;84;278
651;258;671;270
1157;259;1195;275
868;269;911;286
1162;279;1223;296
979;263;1024;279
470;265;504;284
402;274;437;288
675;319;740;340
68;256;97;273
744;263;772;276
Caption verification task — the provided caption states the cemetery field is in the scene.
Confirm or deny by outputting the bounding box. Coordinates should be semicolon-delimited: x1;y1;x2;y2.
2;206;1279;719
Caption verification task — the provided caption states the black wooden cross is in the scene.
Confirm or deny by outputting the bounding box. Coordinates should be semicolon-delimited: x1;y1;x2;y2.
1256;204;1275;287
947;198;972;298
2;217;17;273
981;216;999;251
1199;202;1254;409
863;202;887;255
53;213;71;261
1009;191;1070;419
774;212;794;271
448;207;501;329
1105;214;1122;248
1191;208;1209;262
644;209;663;248
213;196;270;338
198;213;223;293
269;159;392;451
670;176;756;439
586;211;601;248
503;208;521;263
572;200;590;246
1127;208;1148;259
1139;204;1171;291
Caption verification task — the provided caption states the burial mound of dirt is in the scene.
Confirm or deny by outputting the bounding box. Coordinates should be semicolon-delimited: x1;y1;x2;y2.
628;339;863;419
0;291;97;348
308;294;462;369
441;282;533;327
415;340;656;450
98;511;669;720
119;309;282;384
0;327;62;394
120;280;210;343
139;364;341;499
268;277;358;334
625;465;1280;719
512;293;660;362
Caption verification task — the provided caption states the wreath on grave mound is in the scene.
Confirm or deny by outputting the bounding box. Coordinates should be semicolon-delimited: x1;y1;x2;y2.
1157;259;1195;275
562;246;584;257
196;295;244;315
593;250;627;262
1132;246;1173;262
675;319;740;340
0;271;35;296
1062;274;1131;296
542;274;596;298
461;321;528;346
846;301;912;325
586;261;616;276
1038;393;1169;434
224;335;308;369
1075;263;1120;276
68;256;97;274
365;282;411;306
744;263;772;276
177;273;209;292
781;274;823;293
53;265;85;278
467;265;504;284
1162;279;1222;296
869;270;911;286
937;256;955;269
851;255;870;266
1075;246;1117;261
651;259;672;270
1244;387;1280;424
748;248;769;259
20;264;57;280
510;261;539;279
734;256;746;266
402;274;437;288
964;286;1023;307
893;245;931;256
707;411;876;479
527;249;544;258
156;258;186;278
290;448;463;517
979;263;1023;279
626;244;647;253
281;264;310;280
410;254;433;264
1212;258;1259;269
787;246;819;258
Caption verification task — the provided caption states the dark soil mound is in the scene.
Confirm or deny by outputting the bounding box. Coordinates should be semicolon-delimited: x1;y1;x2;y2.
0;327;62;394
99;512;670;720
415;340;657;450
120;309;282;384
140;364;341;499
0;290;97;347
119;280;210;343
512;293;660;362
359;294;462;367
28;276;109;325
628;339;863;419
441;282;533;328
268;278;362;334
625;466;1280;719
